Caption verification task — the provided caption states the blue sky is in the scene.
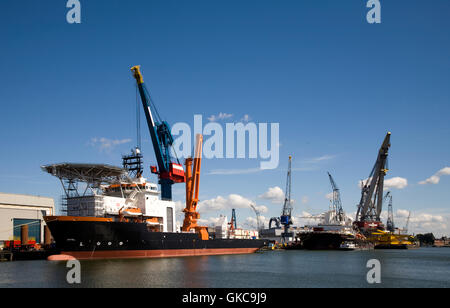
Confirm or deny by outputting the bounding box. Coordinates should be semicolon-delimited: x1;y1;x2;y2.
0;0;449;236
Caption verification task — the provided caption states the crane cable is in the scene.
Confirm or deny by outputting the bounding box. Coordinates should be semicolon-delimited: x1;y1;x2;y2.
138;82;182;165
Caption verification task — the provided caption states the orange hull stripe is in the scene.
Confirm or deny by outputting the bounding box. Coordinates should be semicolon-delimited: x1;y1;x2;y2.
61;248;259;260
44;216;113;223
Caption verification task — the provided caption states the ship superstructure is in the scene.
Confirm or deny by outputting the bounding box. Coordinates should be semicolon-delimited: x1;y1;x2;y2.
41;159;177;233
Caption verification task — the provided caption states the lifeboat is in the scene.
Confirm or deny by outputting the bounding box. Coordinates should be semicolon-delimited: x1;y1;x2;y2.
120;207;142;217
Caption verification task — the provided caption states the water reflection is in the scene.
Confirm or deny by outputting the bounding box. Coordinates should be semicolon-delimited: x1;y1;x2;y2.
0;248;449;288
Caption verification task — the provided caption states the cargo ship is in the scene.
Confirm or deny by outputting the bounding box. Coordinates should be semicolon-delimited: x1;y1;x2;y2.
41;159;267;260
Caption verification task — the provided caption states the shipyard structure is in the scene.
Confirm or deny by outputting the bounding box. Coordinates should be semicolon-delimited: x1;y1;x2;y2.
259;133;415;250
0;192;54;247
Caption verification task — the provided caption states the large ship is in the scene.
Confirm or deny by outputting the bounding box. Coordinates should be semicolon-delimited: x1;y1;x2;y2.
294;208;362;250
41;65;267;260
289;173;368;250
41;160;267;260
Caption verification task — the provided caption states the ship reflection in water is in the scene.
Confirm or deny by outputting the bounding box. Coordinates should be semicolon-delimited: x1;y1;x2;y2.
0;248;449;288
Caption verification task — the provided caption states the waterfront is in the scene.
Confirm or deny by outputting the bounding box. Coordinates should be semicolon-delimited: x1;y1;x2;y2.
0;248;449;288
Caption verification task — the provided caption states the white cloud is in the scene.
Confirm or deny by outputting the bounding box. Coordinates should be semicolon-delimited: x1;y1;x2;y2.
384;177;408;189
325;192;334;200
419;167;450;185
410;213;444;224
396;209;410;218
244;215;269;230
292;211;320;226
407;212;447;236
208;112;233;122
258;186;285;204
301;196;309;204
254;205;269;214
198;194;267;214
382;209;450;237
198;216;223;226
358;176;408;190
88;137;132;152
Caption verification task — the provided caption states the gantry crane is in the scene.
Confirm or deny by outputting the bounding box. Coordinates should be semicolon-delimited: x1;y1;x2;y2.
327;172;345;223
182;134;209;240
131;66;185;201
355;132;391;232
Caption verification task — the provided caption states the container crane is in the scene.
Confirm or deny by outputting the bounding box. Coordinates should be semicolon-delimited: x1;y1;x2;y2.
131;65;185;201
327;172;345;223
182;134;209;240
355;132;391;232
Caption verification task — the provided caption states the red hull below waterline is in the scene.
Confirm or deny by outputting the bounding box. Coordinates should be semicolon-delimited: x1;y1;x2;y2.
49;247;260;260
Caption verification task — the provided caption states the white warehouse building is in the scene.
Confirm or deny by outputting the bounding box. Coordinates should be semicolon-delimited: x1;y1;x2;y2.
0;192;55;244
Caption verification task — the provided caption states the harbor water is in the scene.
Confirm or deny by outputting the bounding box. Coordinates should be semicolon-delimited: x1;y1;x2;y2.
0;248;449;288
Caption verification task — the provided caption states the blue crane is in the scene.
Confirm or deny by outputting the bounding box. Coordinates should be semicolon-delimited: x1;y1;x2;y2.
327;172;345;222
384;191;395;232
280;156;293;241
268;156;293;242
131;65;185;200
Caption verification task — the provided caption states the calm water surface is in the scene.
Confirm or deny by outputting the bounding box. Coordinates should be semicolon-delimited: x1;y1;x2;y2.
1;248;449;288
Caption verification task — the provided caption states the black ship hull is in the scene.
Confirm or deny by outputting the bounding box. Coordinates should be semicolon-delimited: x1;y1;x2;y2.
45;219;267;260
297;232;354;250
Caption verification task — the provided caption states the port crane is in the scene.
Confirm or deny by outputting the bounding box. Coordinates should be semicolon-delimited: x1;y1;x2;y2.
268;156;293;241
280;156;293;238
403;211;411;234
384;191;395;232
327;172;345;223
355;132;391;232
182;134;209;240
249;203;263;231
131;66;185;201
228;209;237;231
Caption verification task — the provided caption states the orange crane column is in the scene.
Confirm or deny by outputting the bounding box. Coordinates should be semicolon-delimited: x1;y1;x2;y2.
182;134;208;240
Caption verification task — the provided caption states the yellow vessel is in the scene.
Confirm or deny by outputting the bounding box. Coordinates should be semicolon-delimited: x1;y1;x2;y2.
368;230;415;249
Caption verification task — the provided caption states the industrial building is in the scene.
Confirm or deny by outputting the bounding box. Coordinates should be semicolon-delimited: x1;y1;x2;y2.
0;192;55;245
